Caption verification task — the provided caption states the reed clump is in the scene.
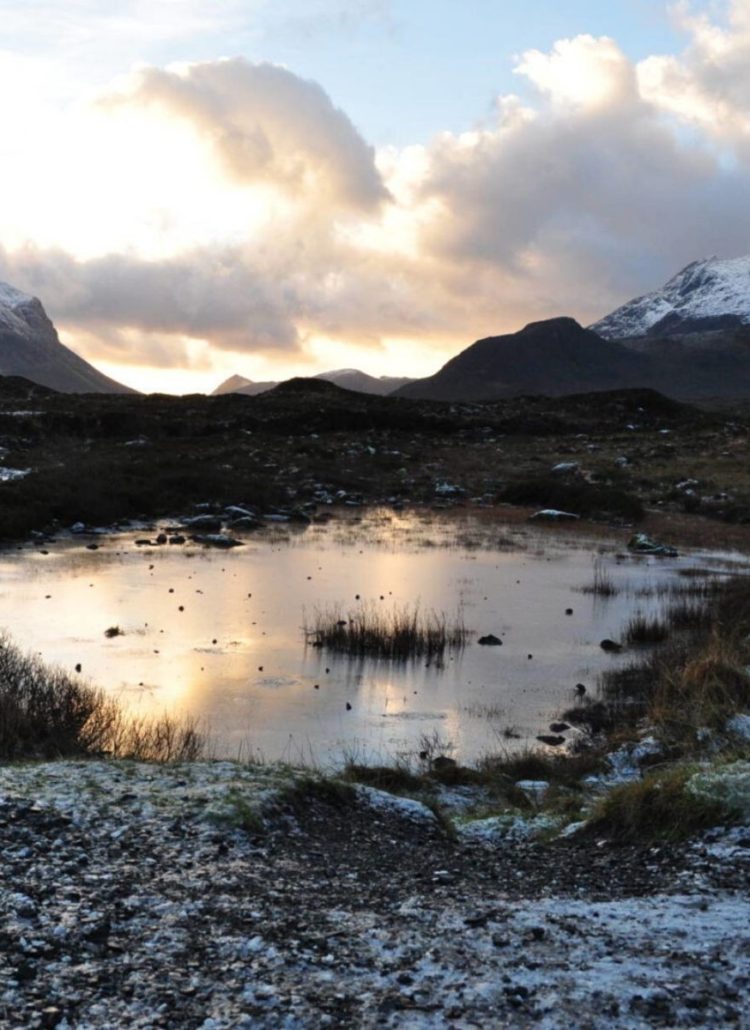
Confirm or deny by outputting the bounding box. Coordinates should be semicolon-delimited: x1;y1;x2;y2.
579;559;619;597
623;614;670;646
305;602;470;660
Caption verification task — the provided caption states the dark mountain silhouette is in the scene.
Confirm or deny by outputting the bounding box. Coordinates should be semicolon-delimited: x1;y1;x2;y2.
395;318;661;402
0;281;133;394
212;368;413;397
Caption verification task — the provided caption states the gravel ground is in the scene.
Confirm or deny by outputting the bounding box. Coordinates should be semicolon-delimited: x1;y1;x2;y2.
0;760;749;1029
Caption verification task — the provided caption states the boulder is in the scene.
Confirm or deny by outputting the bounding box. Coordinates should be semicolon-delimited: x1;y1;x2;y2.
627;532;678;557
190;534;243;549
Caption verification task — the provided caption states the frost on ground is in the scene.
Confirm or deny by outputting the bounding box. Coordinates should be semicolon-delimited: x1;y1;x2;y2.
0;760;748;1029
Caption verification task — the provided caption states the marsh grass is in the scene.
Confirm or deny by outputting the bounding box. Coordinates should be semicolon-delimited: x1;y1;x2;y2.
587;765;735;842
0;633;205;762
305;602;470;660
650;634;750;736
623;614;670;646
479;746;604;788
579;559;619;597
277;775;357;811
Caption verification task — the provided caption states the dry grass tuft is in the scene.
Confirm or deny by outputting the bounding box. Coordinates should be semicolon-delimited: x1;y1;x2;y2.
587;765;735;842
650;634;750;736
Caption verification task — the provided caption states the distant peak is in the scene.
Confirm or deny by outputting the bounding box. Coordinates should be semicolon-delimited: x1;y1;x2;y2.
592;254;750;339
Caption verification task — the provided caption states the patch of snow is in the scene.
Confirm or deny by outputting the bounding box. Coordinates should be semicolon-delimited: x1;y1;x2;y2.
605;736;663;782
528;509;580;521
0;467;30;482
355;785;437;823
593;255;750;338
726;713;750;741
688;761;750;819
0;281;33;309
515;780;550;803
459;812;559;842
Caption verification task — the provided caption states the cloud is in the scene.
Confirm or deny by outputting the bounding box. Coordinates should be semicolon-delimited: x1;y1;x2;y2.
638;0;750;155
412;27;750;321
110;58;388;212
5;16;750;384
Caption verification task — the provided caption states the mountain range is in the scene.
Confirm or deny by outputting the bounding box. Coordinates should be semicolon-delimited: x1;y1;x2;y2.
4;253;750;401
0;282;131;394
212;369;414;397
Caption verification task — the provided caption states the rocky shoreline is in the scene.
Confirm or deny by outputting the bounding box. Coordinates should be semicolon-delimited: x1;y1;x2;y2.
1;759;749;1029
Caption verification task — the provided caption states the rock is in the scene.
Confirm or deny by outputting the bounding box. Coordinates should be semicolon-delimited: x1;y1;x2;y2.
224;505;258;520
627;532;678;557
434;481;465;497
70;522;86;534
600;639;623;653
478;634;503;646
551;462;579;474
228;516;263;531
536;735;565;747
575;683;587;697
168;535;186;545
432;756;457;772
515;780;550;803
289;508;313;525
155;533;168;545
190;534;243;549
529;509;580;521
181;515;223;532
549;722;570;733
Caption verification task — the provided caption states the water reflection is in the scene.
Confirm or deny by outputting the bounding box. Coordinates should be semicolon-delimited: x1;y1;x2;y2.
0;508;745;765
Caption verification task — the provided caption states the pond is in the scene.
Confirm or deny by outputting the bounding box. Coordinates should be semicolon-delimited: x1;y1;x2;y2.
0;508;745;765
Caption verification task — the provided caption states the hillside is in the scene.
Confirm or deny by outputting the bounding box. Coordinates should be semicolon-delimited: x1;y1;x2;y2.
0;282;133;394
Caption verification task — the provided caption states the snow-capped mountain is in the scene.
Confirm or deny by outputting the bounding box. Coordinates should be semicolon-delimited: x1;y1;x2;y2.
592;256;750;339
0;281;132;393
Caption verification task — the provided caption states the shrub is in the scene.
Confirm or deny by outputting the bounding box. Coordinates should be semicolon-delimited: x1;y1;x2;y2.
0;634;205;762
587;765;734;842
500;476;644;520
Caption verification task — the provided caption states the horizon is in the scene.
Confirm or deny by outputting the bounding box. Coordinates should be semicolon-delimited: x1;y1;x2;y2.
2;1;750;393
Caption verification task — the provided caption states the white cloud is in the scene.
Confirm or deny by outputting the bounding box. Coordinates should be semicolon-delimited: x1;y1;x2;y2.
638;1;750;153
109;58;389;212
4;12;750;388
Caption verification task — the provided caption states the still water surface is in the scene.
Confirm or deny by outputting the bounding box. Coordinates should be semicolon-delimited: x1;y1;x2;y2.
0;509;745;765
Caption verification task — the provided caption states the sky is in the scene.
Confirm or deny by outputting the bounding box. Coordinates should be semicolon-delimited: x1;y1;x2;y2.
1;1;750;394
